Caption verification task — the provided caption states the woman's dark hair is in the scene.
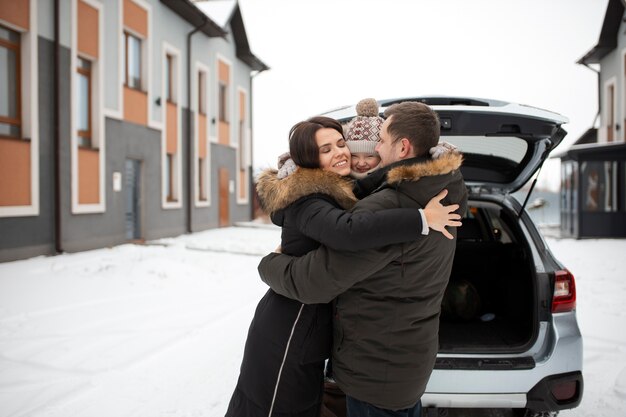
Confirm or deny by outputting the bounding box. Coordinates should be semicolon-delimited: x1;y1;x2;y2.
289;116;344;168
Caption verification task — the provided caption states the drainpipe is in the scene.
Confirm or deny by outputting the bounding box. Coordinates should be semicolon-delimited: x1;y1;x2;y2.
53;0;62;254
186;18;210;234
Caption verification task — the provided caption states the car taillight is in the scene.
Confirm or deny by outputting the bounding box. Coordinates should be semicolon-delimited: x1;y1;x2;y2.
552;269;576;313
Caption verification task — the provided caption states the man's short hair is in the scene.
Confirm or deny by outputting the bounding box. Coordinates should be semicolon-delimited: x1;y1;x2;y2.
383;102;440;157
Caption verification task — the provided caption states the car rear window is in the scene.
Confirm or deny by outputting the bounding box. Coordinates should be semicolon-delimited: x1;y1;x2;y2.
441;136;528;164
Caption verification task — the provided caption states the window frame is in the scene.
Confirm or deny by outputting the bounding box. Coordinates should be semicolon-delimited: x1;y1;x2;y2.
0;27;22;139
607;83;615;142
218;82;228;123
124;31;142;91
236;87;249;204
198;70;206;115
603;77;617;143
165;53;175;104
198;157;207;201
166;153;176;202
238;119;245;168
0;0;42;218
76;57;92;148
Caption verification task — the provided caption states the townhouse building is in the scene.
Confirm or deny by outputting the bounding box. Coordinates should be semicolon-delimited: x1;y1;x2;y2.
559;0;626;238
0;0;268;261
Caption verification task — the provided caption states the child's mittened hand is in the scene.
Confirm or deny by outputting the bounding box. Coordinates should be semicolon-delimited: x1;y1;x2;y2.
429;141;458;159
277;158;297;179
277;152;297;179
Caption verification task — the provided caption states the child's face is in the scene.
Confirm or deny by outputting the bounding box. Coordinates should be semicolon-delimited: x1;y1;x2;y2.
351;152;381;174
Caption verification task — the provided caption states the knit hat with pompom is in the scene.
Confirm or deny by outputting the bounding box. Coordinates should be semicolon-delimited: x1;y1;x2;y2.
344;98;384;154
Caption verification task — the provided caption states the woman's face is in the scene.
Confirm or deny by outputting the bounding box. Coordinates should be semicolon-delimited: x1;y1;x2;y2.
315;128;351;176
351;152;381;174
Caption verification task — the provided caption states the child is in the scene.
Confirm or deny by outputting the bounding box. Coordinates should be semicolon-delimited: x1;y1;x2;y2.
343;98;383;179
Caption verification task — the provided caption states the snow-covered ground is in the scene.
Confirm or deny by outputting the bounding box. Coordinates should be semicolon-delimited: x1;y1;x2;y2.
0;224;625;417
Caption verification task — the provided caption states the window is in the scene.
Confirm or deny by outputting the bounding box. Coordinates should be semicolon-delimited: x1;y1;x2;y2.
76;57;92;147
581;161;618;212
124;31;141;90
239;120;245;167
166;54;174;103
166;153;175;202
198;71;206;115
607;84;615;142
198;157;207;201
0;25;21;138
219;82;228;122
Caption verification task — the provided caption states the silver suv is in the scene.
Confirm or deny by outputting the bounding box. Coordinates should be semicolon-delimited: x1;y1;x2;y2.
323;97;583;417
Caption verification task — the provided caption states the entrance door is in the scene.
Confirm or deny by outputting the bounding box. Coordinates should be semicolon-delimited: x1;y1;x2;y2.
219;167;230;227
125;159;142;240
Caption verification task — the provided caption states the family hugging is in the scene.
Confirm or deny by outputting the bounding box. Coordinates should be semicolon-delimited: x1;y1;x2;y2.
226;98;468;417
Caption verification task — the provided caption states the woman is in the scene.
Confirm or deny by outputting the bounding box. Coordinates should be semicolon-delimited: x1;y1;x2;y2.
225;116;460;417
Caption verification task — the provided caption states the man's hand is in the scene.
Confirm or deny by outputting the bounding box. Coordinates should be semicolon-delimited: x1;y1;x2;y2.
424;189;462;240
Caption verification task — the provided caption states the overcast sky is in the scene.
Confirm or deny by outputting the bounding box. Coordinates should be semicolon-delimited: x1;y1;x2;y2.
238;0;607;190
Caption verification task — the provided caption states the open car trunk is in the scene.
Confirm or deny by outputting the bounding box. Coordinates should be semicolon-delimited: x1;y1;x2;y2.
438;200;536;353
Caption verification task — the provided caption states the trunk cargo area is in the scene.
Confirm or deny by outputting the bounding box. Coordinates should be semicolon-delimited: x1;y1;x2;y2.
438;202;536;353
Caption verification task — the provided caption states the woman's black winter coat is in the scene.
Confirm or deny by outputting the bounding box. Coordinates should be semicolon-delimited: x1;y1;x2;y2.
225;168;424;417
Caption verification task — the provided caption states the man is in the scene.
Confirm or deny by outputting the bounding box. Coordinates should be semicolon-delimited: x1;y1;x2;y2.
257;101;468;417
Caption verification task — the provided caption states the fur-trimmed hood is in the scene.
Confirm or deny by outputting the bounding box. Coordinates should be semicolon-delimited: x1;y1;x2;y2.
256;168;357;214
386;152;463;185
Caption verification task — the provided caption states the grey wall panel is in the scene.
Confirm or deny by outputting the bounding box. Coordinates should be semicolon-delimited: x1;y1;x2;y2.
37;0;54;41
108;117;186;241
191;203;218;231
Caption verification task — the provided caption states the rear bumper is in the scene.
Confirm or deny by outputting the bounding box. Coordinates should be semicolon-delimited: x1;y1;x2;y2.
424;314;583;411
422;371;583;411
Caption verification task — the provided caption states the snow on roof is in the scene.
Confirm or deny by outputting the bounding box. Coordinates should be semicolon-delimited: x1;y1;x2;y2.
194;0;237;29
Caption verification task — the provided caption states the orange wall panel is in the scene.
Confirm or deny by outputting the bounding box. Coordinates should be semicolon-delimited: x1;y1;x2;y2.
78;0;99;59
0;138;31;206
123;86;148;125
0;0;29;31
124;0;147;37
218;121;230;146
218;60;230;83
78;147;100;204
166;102;177;154
198;114;207;158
